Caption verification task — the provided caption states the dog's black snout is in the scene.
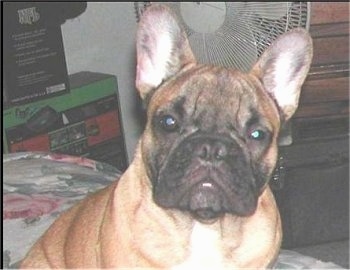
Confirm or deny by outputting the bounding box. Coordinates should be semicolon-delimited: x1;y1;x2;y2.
196;141;228;161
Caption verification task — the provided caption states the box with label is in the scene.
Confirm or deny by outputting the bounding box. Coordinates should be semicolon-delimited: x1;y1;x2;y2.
3;71;128;171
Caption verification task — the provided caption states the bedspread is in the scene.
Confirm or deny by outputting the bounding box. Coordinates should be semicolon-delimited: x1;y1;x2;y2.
3;152;121;268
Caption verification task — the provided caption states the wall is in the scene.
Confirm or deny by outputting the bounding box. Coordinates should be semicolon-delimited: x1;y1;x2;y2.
60;2;142;162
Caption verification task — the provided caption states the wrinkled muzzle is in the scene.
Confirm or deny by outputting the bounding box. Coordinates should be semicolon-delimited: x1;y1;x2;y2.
153;135;259;222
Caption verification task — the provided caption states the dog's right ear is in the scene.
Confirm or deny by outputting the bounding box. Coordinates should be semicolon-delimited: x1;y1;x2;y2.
136;4;196;101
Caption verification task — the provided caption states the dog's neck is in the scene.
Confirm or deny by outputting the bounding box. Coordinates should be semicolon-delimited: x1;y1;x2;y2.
172;219;247;270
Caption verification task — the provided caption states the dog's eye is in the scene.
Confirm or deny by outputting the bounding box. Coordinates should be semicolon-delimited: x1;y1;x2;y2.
249;129;266;141
159;115;178;132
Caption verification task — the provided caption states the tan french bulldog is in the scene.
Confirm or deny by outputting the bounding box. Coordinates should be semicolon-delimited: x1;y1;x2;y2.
21;4;313;269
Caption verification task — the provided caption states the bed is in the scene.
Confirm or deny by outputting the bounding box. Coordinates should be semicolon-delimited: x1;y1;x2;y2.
3;152;343;269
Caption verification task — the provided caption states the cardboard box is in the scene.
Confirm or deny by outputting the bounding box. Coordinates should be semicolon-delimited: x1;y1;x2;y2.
3;72;128;171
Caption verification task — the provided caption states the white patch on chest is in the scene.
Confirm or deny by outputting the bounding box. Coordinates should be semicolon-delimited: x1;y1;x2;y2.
172;222;227;270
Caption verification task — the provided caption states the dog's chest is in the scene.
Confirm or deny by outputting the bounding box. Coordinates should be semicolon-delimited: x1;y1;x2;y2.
172;222;232;269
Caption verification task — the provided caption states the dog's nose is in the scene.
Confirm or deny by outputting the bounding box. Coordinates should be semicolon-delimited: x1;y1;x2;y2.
196;141;228;161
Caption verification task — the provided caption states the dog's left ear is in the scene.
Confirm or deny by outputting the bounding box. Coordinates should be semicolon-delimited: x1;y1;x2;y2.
136;4;196;100
251;28;313;121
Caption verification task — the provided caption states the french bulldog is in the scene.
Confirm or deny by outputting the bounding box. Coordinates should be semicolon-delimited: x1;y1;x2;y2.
21;4;312;269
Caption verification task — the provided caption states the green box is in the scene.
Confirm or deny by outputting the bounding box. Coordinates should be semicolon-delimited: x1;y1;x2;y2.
3;71;127;170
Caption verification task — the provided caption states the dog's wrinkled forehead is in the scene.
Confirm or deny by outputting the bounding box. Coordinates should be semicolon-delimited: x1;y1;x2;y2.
148;65;280;131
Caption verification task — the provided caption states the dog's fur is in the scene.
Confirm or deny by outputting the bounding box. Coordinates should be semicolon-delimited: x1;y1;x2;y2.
21;4;312;269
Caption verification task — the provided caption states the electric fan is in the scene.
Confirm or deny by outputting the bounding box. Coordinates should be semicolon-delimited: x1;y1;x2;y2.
134;2;310;72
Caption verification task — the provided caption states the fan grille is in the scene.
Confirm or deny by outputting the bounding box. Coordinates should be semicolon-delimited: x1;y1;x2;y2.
139;2;309;72
248;2;309;57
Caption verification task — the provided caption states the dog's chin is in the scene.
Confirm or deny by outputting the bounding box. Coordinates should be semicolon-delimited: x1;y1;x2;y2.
192;211;223;224
187;181;224;223
154;178;258;224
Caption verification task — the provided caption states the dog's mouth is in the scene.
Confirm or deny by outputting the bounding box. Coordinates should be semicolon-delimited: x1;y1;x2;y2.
153;135;261;222
154;166;258;223
187;181;224;222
